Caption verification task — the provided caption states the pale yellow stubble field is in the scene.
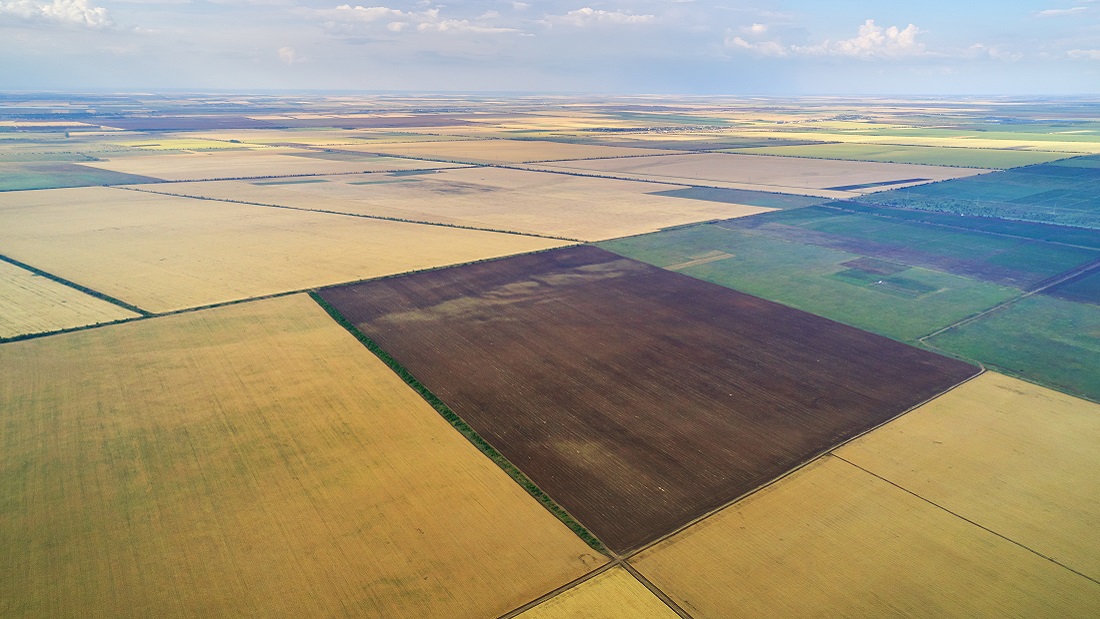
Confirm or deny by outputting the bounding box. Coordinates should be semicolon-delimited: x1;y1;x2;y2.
514;567;679;619
78;147;460;181
344;139;678;164
731;130;1100;154
836;372;1100;581
0;259;138;339
0;294;604;618
0;187;568;313
538;153;989;196
179;129;475;146
631;456;1100;619
152;167;774;242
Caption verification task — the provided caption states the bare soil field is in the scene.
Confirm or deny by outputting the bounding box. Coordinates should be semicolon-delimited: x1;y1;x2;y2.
837;372;1100;580
345;139;677;164
159;167;773;241
539;153;989;196
0;187;567;312
80;147;458;181
631;455;1100;618
0;295;602;619
514;567;678;619
0;259;138;339
318;245;977;552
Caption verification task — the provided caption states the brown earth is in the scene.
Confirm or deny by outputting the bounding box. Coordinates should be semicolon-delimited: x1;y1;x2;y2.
319;245;979;552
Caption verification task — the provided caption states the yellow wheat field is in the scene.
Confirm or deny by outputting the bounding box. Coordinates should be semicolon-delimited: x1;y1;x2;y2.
514;567;679;619
0;259;138;338
0;187;568;313
540;153;988;196
631;456;1100;619
836;372;1100;581
156;167;773;241
345;139;676;164
732;130;1100;154
0;294;604;619
79;147;458;181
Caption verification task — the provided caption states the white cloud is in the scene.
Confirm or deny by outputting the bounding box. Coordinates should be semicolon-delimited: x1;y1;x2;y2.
543;7;655;27
1068;48;1100;59
967;43;1023;61
1037;7;1089;15
0;0;112;27
511;1;529;9
747;23;767;34
321;4;518;34
416;18;518;34
726;19;926;59
278;46;297;64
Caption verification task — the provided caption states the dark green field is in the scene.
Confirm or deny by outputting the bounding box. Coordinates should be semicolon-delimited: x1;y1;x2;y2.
859;156;1100;229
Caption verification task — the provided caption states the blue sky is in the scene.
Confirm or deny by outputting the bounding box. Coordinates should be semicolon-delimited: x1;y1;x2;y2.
1;0;1098;93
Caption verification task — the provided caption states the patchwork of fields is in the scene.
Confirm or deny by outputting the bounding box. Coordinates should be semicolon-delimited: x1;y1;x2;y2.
3;95;1099;618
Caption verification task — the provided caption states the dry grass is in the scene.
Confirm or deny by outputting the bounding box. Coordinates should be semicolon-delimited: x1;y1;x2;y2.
514;567;679;619
539;153;988;197
159;167;773;241
346;139;676;164
0;187;568;312
836;372;1100;581
80;147;457;181
0;259;138;338
632;455;1100;619
0;294;604;619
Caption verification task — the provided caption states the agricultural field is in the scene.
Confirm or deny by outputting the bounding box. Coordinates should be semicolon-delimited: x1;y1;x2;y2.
859;155;1100;229
538;152;988;197
600;222;1020;342
0;295;602;618
631;456;1100;619
1046;268;1100;304
319;245;977;552
79;147;458;181
343;138;677;163
927;295;1100;401
837;372;1100;580
0;162;157;191
0;186;566;312
514;568;678;619
0;259;138;339
155;167;774;241
721;142;1071;169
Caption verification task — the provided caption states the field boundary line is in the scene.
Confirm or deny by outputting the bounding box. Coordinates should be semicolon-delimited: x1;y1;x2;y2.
494;562;619;619
112;185;582;242
622;369;986;561
832;454;1100;588
307;291;608;555
620;562;697;619
0;252;151;317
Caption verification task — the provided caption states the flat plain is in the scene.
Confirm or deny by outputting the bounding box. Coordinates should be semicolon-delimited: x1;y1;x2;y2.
155;167;774;241
345;138;677;164
721;143;1071;169
538;152;989;196
0;186;568;312
514;567;679;619
0;259;138;339
631;455;1100;619
319;245;977;552
0;294;603;619
837;372;1100;580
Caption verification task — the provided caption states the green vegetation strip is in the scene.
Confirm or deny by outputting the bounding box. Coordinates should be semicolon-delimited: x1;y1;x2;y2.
0;253;150;316
308;292;608;555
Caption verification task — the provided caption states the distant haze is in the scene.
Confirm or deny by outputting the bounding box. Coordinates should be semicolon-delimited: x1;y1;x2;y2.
1;0;1098;93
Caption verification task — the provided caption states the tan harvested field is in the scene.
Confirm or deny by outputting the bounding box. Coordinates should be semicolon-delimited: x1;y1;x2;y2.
0;187;568;312
539;152;989;196
79;147;459;181
159;167;774;241
514;567;679;619
346;139;677;163
836;372;1100;580
631;456;1100;619
0;260;138;339
0;294;604;619
732;130;1100;154
182;129;472;146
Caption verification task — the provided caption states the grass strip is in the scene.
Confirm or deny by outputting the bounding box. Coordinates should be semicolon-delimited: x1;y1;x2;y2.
308;291;608;555
0;253;151;316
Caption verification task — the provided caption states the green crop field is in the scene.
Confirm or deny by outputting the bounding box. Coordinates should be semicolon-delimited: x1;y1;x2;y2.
0;162;158;191
928;295;1100;402
720;143;1070;169
599;224;1018;342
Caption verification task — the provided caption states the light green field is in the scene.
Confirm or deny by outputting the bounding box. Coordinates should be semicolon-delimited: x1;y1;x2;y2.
722;143;1070;169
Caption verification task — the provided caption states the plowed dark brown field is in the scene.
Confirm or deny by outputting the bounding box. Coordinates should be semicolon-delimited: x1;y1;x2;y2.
319;246;979;552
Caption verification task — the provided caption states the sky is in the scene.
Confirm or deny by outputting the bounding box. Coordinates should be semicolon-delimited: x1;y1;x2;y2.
1;0;1098;93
